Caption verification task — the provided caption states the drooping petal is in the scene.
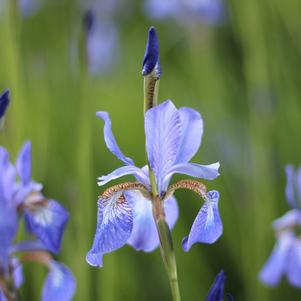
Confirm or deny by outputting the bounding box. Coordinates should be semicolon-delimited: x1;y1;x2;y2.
24;200;69;254
42;260;76;301
145;100;182;193
16;141;32;185
0;288;7;301
285;165;298;209
0;204;18;253
96;111;134;165
86;192;133;267
205;270;225;301
286;239;301;288
97;165;149;187
272;209;301;231
163;162;220;193
182;190;222;251
175;107;203;164
125;191;178;252
259;232;294;287
0;89;10;120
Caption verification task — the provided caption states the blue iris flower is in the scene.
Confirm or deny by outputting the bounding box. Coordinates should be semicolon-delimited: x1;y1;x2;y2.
0;142;75;301
206;270;233;301
86;99;222;267
259;165;301;288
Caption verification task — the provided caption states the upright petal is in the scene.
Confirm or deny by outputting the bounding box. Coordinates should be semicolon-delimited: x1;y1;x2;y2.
24;200;69;254
97;165;150;187
175;107;203;164
296;165;301;206
285;165;298;209
205;270;225;301
42;260;76;301
125;191;178;252
182;190;222;251
0;148;18;250
16;141;32;185
286;239;301;288
86;192;133;267
259;232;294;287
96;112;134;165
163;162;220;193
145;100;182;193
0;147;16;204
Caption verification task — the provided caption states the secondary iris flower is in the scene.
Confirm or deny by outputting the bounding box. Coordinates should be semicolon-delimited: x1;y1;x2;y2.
0;142;75;300
86;98;222;267
259;165;301;288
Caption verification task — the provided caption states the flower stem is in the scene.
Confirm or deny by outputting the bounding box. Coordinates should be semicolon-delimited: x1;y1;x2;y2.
156;217;181;301
143;71;160;113
150;186;181;301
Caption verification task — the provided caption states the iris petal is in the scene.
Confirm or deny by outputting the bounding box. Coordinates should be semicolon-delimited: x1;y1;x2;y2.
0;288;7;301
163;162;220;193
0;147;16;204
272;209;301;230
97;165;149;187
86;191;133;267
9;240;47;254
296;165;301;206
24;200;69;254
259;232;293;287
125;191;178;252
11;258;23;289
145;100;182;194
16;141;32;185
42;260;76;301
175;107;203;164
285;165;298;209
286;239;301;288
182;190;222;251
96;111;134;166
0;148;18;252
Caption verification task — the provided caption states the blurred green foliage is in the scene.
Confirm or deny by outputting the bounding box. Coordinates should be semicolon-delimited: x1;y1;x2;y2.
1;0;301;300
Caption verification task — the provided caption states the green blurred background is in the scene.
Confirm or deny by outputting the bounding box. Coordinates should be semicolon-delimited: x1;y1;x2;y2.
1;0;301;300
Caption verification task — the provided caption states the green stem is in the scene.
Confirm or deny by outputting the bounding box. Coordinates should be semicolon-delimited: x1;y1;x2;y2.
150;179;181;301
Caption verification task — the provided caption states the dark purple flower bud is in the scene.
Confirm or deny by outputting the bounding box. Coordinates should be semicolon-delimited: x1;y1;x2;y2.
142;26;161;77
0;89;10;120
83;9;94;34
206;270;233;301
